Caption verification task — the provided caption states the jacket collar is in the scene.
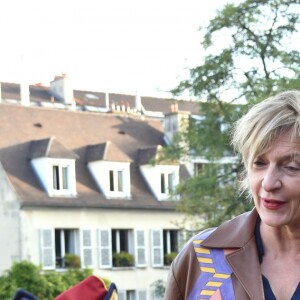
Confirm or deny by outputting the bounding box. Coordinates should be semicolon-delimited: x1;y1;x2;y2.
201;208;258;249
201;208;264;300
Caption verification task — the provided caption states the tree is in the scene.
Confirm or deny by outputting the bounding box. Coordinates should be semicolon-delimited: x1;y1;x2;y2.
169;0;300;230
0;260;93;300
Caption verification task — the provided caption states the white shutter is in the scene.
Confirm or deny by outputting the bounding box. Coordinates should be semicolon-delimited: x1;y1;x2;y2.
118;290;126;300
98;229;112;268
135;230;146;267
137;290;147;300
151;229;163;267
40;228;55;270
81;229;93;268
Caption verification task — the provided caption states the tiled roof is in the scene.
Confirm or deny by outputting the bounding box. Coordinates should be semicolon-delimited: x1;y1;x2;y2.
137;146;159;165
0;103;184;210
137;145;180;166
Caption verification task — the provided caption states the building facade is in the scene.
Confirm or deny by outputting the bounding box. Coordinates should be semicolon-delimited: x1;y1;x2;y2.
0;76;198;299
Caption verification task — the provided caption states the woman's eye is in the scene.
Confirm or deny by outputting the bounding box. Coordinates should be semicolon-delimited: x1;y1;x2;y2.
253;160;265;167
285;165;300;171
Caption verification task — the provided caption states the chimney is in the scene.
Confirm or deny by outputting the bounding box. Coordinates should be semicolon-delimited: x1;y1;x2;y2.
20;82;30;106
135;91;142;112
70;99;76;111
105;92;109;109
49;73;74;104
164;110;190;144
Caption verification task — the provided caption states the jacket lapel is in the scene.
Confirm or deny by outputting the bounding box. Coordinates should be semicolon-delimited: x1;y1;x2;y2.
201;209;264;300
226;236;264;299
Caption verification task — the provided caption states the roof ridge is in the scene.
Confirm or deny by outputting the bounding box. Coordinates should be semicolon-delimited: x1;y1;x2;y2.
103;140;111;160
45;136;55;157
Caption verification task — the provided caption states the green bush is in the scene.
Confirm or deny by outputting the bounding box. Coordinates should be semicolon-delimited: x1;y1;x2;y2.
43;268;93;299
0;261;93;300
64;253;81;269
113;251;134;267
0;261;47;299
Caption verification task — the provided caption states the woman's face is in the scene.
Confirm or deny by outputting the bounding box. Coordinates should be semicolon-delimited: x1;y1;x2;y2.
248;131;300;230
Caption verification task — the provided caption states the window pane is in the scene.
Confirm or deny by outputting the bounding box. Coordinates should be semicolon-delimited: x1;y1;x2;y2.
127;291;136;300
119;230;128;252
170;230;178;252
194;163;205;176
168;173;174;193
160;173;165;193
163;230;168;254
62;166;69;189
112;230;117;252
55;229;62;267
109;170;114;191
53;166;59;190
117;170;123;192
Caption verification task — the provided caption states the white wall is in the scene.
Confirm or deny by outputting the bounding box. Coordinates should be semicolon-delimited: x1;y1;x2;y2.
20;208;184;295
0;163;21;273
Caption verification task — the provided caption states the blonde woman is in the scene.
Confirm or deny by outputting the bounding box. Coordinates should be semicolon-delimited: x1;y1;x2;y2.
165;90;300;300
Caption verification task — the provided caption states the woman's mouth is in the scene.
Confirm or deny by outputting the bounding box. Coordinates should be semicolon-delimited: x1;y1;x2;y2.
261;197;286;210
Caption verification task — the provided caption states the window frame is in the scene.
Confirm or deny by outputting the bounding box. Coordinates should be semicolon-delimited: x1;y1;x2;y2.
163;229;179;266
109;169;124;192
151;229;180;267
52;164;70;191
112;229;134;268
40;228;90;271
160;172;175;194
54;228;80;269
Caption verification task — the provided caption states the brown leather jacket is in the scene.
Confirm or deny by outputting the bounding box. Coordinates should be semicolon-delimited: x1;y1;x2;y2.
164;209;265;300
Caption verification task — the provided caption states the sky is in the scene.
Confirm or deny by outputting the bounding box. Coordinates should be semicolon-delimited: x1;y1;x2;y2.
0;0;232;98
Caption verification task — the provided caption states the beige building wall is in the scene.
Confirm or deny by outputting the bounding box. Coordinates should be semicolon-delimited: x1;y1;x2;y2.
20;208;184;296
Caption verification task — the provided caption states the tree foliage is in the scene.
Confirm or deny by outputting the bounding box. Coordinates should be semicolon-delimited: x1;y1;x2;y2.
169;0;300;230
174;0;300;105
0;260;94;300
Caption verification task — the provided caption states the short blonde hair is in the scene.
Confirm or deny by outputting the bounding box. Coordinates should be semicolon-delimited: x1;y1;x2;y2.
232;90;300;194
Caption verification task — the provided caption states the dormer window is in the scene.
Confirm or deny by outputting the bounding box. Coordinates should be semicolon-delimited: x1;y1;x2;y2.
194;162;205;176
138;146;180;201
29;137;78;197
32;158;76;197
86;141;132;199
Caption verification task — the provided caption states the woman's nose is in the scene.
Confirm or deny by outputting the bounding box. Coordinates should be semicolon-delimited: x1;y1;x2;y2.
261;167;282;191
